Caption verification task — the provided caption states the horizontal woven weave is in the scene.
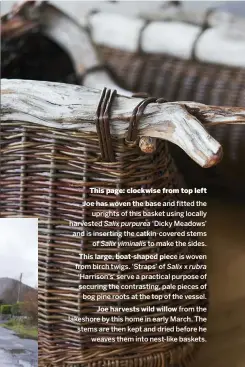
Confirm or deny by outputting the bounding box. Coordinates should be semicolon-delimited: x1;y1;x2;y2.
1;116;208;366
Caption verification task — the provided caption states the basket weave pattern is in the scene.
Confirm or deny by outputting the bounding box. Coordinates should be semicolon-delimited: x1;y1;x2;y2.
98;46;245;193
98;46;245;106
1;118;208;366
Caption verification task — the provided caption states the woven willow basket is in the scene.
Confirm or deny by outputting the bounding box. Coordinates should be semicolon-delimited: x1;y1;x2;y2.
2;3;244;194
0;79;216;367
97;46;245;194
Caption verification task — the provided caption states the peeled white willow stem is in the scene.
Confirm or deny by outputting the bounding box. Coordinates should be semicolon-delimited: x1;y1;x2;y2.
89;12;245;68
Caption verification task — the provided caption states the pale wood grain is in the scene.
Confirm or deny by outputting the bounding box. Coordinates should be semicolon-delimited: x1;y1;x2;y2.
1;78;228;168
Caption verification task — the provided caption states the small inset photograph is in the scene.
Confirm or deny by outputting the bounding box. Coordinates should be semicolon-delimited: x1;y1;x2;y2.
0;218;38;367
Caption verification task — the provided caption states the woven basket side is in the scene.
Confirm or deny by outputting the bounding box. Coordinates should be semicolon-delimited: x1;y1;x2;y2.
98;46;245;106
1;121;208;366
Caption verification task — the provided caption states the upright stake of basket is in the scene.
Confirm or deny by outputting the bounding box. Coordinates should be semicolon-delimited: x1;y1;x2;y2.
3;79;245;168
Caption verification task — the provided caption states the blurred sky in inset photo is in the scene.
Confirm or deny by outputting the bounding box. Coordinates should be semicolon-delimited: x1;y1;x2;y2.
0;218;38;287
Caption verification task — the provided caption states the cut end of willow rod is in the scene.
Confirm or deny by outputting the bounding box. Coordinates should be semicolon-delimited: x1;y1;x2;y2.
203;146;223;168
139;137;157;154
